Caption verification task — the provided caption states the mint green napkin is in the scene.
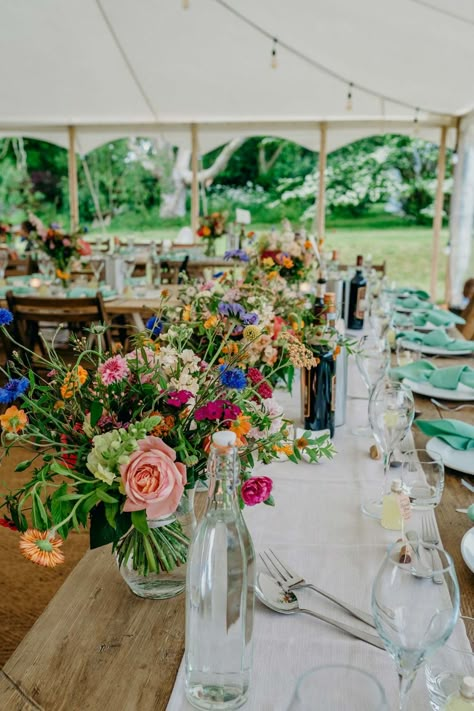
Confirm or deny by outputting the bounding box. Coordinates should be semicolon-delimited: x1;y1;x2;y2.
412;309;465;327
399;288;431;300
396;296;434;310
397;329;474;352
67;286;116;299
416;419;474;450
390;361;474;390
0;285;33;297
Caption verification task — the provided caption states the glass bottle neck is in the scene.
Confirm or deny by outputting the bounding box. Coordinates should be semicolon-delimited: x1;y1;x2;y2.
207;446;240;510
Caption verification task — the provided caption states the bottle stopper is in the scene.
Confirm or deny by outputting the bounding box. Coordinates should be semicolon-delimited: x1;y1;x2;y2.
212;431;237;448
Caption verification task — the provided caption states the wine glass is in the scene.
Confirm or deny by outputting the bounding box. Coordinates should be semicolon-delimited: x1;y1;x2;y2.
369;299;393;340
36;251;55;284
88;254;104;287
123;249;136;287
400;449;444;510
288;665;388;710
353;335;390;436
362;379;414;519
0;248;9;282
372;540;459;711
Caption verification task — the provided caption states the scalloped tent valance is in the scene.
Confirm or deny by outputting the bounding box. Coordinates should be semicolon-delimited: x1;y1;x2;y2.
0;0;469;151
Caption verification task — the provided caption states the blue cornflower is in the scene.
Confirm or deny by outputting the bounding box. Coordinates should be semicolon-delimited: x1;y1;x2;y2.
224;249;250;263
145;315;163;338
0;377;30;404
0;309;13;327
219;365;247;390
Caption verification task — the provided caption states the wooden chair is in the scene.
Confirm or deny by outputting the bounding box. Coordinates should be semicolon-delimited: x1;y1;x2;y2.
461;295;474;340
5;255;33;278
6;291;114;360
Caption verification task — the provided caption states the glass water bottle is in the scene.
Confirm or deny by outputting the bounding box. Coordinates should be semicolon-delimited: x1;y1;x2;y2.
185;430;256;710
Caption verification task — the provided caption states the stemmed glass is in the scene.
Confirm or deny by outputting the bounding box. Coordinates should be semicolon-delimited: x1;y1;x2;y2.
353;335;390;436
0;248;9;282
36;251;55;284
123;249;136;290
88;254;104;287
362;379;415;519
372;540;459;711
369;299;393;340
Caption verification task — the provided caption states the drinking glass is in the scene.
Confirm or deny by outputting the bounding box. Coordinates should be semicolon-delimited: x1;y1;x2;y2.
396;339;421;366
288;665;388;710
0;248;8;281
123;249;136;286
369;300;393;340
425;616;474;710
362;379;414;519
372;540;459;711
36;252;55;283
353;335;390;437
400;449;444;510
88;254;104;286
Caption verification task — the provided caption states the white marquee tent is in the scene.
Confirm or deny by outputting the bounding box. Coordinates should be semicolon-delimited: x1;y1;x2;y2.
1;0;474;302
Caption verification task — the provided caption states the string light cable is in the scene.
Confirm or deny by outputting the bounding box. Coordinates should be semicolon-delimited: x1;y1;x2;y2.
213;0;451;118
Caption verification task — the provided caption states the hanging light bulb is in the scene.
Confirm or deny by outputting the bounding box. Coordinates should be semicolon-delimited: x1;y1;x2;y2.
271;38;278;69
413;107;420;135
346;82;353;112
182;0;189;8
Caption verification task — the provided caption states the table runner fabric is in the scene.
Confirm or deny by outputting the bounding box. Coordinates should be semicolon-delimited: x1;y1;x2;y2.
166;359;464;710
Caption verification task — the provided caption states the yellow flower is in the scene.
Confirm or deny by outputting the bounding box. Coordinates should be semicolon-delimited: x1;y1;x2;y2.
54;400;65;411
19;529;65;568
56;269;71;281
222;342;239;355
243;325;261;341
273;443;293;457
283;257;294;269
60;365;88;400
182;304;192;322
262;257;275;268
0;405;28;433
204;315;218;329
267;270;278;280
295;436;309;450
304;240;312;249
202;226;211;237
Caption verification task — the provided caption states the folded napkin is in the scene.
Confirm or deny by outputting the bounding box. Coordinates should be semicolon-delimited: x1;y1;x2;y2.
412;309;465;328
397;329;474;352
390;361;474;390
416;418;474;451
67;286;116;299
398;288;431;301
0;285;33;297
396;296;434;310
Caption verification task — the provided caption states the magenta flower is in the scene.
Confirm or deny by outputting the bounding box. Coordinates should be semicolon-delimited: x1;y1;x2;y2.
98;355;130;386
241;476;273;506
166;390;193;407
194;399;241;422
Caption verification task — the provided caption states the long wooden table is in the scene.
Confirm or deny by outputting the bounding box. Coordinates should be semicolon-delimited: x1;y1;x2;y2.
1;354;473;710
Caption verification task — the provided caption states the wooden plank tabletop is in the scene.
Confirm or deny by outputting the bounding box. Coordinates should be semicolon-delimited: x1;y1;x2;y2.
2;352;473;711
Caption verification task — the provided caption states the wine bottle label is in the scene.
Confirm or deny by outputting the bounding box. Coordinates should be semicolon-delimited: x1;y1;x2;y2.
302;368;312;418
331;374;336;412
355;286;367;319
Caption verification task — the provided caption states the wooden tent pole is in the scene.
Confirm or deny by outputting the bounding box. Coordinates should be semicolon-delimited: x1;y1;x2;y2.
67;126;79;233
430;125;448;301
315;122;327;240
191;123;200;236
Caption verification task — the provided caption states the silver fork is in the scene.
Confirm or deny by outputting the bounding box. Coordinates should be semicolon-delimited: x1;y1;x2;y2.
421;516;443;585
431;398;474;413
260;549;375;628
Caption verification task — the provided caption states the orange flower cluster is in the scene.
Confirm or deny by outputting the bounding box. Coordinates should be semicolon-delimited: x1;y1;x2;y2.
60;365;88;400
151;414;175;438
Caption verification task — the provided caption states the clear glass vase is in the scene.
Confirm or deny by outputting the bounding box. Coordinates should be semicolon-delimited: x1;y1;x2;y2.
204;238;217;257
116;484;197;600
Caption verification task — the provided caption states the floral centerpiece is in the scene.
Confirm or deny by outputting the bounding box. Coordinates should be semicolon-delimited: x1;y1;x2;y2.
0;305;334;599
28;214;91;287
196;211;227;257
253;220;316;286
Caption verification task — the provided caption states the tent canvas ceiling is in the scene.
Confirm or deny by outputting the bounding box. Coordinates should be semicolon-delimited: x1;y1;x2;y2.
0;0;468;152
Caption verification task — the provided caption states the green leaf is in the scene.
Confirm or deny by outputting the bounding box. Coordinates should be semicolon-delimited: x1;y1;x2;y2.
51;483;74;538
104;502;119;529
89;502;131;548
263;495;275;507
131;509;149;535
32;492;49;529
90;400;103;428
96;488;119;504
50;460;76;477
15;459;33;472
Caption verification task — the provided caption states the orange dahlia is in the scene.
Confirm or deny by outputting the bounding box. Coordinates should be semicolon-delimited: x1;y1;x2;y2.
19;529;65;567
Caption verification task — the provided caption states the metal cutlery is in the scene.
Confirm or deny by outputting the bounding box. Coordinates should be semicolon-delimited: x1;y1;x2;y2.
259;548;375;629
255;572;385;651
461;478;474;493
421;516;443;585
431;398;474;413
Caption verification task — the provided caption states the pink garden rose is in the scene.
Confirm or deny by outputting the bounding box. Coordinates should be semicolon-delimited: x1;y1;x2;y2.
121;436;187;519
241;476;273;506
